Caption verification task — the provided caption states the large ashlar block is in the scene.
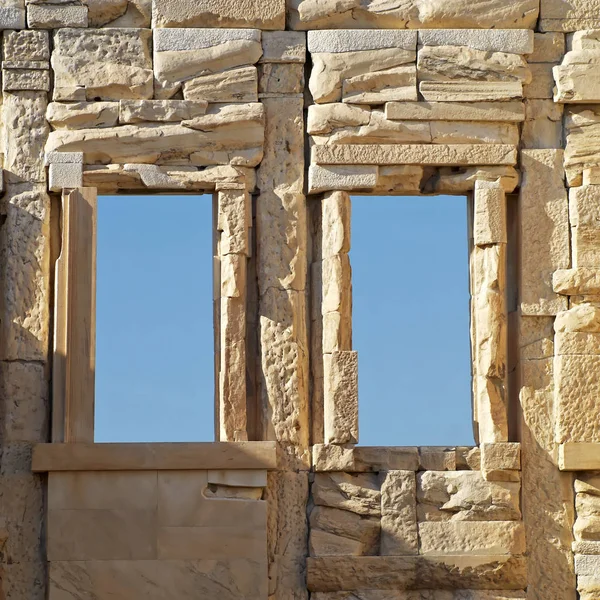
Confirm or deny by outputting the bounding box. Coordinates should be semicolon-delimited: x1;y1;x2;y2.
522;99;563;149
47;101;119;129
418;30;534;54
218;189;251;256
3;29;49;61
152;0;284;29
312;144;517;166
27;4;88;28
554;50;600;102
554;268;600;296
313;472;381;516
119;99;207;124
313;444;420;472
307;555;527;592
481;442;521;482
419;81;523;102
309;47;416;104
570;185;600;266
385;100;526;122
474;180;507;246
555;304;600;334
524;63;555;99
519;150;569;315
309;165;377;194
541;0;600;31
46;103;265;165
342;65;417;103
184;65;258;103
419;521;525;555
261;31;306;63
307;30;417;53
417;471;521;522
258;63;304;95
321;191;351;259
52;28;153;101
380;470;418;555
0;6;26;29
324;351;358;444
289;0;538;30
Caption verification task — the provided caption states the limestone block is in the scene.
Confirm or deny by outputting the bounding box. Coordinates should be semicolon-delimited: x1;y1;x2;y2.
309;47;415;104
554;52;600;103
418;30;534;54
259;63;304;95
207;469;266;488
322;191;351;259
27;3;88;27
417;471;521;522
564;105;600;185
50;558;267;599
417;46;531;84
575;492;600;540
119;99;207;123
573;29;600;51
309;529;364;556
0;361;48;443
555;304;600;333
419;81;524;102
540;0;600;32
419;448;457;471
182;66;258;103
380;470;418;555
2;68;50;91
474;180;507;246
52;28;153;101
87;0;151;27
312;144;518;166
523;63;555;99
261;31;306;63
0;7;26;29
313;444;420;472
289;0;538;30
313;472;381;516
554;268;600;295
420;521;525;556
307;30;417;54
556;353;600;442
46;104;265;165
375;165;423;194
309;165;378;194
47;101;119;129
151;0;284;29
218;189;250;256
527;32;565;62
570;185;600;266
385;100;526;122
522;99;563;149
309;506;380;555
556;331;600;356
0;184;50;361
307;555;527;592
519;150;569;315
3;29;49;60
425;166;519;195
324;351;358;445
49;162;83;191
481;443;521;482
342;65;417;103
2;560;46;600
456;446;482;470
575;553;600;575
575;540;600;554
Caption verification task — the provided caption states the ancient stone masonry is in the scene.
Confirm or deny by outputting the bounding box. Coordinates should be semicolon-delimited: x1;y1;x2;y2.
1;1;600;599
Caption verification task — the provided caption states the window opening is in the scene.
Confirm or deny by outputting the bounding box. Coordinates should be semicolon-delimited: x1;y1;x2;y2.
351;195;473;447
94;194;214;442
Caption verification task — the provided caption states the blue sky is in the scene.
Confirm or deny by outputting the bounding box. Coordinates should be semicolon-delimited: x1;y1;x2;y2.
95;194;473;447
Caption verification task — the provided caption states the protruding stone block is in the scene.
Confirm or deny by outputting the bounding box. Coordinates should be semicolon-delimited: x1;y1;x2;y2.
49;163;84;192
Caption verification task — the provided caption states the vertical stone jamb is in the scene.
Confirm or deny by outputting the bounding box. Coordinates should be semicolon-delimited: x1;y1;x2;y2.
472;180;509;443
0;28;51;600
217;187;251;442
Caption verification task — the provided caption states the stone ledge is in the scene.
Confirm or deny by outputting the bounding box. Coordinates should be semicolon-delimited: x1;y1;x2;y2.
32;442;278;472
558;443;600;471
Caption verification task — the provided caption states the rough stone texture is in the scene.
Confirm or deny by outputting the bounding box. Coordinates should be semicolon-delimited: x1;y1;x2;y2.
522;99;563;149
27;4;89;28
380;471;418;555
47;101;120;129
569;185;600;267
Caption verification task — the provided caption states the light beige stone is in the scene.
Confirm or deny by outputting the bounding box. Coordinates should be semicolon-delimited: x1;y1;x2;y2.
119;99;208;123
307;103;371;135
152;0;285;29
207;469;267;488
419;81;524;102
3;29;49;61
540;0;600;31
309;529;365;556
524;63;555;99
52;28;153;101
309;165;378;194
309;48;415;104
570;185;600;266
322;191;351;259
519;150;569;315
474;180;507;246
47;101;119;129
425;167;519;195
481;443;521;482
522;99;563;149
419;447;457;471
380;470;418;555
528;32;565;62
419;521;526;555
564;105;600;185
313;444;420;472
261;31;306;64
418;29;534;54
289;0;538;30
2;68;50;92
385;100;525;122
313;472;381;517
88;0;152;28
183;66;258;103
375;165;423;194
342;65;417;104
258;63;304;95
554;268;600;295
27;4;88;28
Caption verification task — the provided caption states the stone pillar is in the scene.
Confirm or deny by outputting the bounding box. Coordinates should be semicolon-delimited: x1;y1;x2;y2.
256;32;309;600
0;29;51;600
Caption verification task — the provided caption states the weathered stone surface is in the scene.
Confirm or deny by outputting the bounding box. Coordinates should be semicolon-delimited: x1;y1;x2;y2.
88;0;152;27
309;506;380;556
417;471;521;522
46;103;265;165
182;66;258;102
2;68;50;92
474;180;507;246
307;555;527;592
0;185;50;361
309;165;378;194
540;1;600;31
554;51;600;103
311;594;526;600
569;185;600;267
523;63;555;99
309;48;415;104
419;521;525;556
380;470;418;555
385;101;525;122
522;99;563;149
481;443;521;482
419;448;457;471
49;162;83;192
307;104;370;135
324;351;358;444
259;63;304;95
519;150;569;315
0;6;26;29
52;28;153;101
342;65;417;103
46;101;119;129
313;473;381;517
289;0;538;30
261;31;306;63
424;167;519;195
418;30;534;54
119;99;207;123
313;444;420;472
3;30;49;61
528;32;565;63
420;81;523;102
554;268;600;296
27;4;88;28
152;0;285;29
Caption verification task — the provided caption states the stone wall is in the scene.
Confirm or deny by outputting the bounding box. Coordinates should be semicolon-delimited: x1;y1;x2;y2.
0;1;599;600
